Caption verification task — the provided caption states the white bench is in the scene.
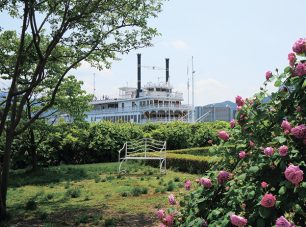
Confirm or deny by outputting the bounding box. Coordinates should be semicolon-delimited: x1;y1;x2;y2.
118;138;166;174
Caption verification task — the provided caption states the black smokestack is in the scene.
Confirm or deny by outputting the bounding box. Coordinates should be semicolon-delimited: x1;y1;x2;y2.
137;53;141;98
166;58;169;83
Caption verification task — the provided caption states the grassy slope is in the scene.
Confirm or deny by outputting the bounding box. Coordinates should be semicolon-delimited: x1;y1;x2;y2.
4;162;198;227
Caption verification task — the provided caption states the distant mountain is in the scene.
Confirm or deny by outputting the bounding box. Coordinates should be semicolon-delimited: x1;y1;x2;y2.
0;91;7;99
204;100;237;109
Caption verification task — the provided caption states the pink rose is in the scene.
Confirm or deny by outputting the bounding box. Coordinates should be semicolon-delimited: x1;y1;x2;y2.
278;145;288;157
263;147;274;156
281;120;292;132
230;214;248;227
230;119;236;128
156;209;165;220
284;165;304;186
249;140;255;147
199;177;212;188
236;106;242;111
164;215;174;226
218;131;230;141
217;171;231;184
200;220;208;227
168;194;176;205
294;63;306;77
292;38;306;54
276;216;295;227
235;96;245;107
260;193;276;208
296;106;301;112
261;181;268;188
291;124;306;139
208;139;213;144
239;151;246;159
265;71;272;80
288;52;296;66
184;180;191;190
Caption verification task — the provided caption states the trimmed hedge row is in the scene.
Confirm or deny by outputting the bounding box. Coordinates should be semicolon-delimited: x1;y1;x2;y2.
10;121;229;168
164;153;220;174
138;148;222;174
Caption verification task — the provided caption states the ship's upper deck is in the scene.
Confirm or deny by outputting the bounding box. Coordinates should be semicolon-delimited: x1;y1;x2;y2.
91;82;183;105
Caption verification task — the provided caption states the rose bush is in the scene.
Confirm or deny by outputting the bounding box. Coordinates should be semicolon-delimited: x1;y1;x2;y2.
158;38;306;226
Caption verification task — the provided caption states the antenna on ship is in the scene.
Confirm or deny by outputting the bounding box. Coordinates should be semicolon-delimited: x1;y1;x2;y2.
191;56;195;123
187;66;190;122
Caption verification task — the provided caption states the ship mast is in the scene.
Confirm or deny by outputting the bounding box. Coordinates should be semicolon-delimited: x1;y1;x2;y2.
191;56;195;123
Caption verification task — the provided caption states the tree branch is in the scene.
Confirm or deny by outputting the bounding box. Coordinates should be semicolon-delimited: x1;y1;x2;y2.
0;0;30;137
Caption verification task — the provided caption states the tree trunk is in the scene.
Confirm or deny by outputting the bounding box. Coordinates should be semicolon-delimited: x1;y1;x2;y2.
29;128;38;170
0;131;14;220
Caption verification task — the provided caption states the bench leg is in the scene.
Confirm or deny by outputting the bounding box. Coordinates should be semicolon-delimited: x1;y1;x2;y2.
160;158;166;174
118;159;127;174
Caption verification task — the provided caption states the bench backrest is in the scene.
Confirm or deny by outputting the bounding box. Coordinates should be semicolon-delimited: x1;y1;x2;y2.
120;138;166;158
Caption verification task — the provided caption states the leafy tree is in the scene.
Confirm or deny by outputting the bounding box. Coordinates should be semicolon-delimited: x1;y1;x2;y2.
13;75;93;170
0;0;164;219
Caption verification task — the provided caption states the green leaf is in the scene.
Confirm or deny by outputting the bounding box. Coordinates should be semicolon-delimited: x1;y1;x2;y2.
278;186;286;195
247;190;255;200
237;173;247;181
303;80;306;88
259;207;272;219
257;218;265;227
275;136;286;143
284;66;291;74
249;166;259;173
274;79;282;87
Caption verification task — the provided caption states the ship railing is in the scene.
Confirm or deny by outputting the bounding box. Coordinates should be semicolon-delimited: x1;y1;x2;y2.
139;91;183;99
88;104;191;114
139;117;189;124
118;138;166;174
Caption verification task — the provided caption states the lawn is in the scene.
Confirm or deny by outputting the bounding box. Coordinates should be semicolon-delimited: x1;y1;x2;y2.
3;162;198;226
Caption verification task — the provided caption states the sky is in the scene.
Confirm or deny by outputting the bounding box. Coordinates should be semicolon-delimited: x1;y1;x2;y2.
1;0;305;105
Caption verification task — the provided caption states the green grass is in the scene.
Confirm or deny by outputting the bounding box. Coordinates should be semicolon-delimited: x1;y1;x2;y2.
4;162;197;226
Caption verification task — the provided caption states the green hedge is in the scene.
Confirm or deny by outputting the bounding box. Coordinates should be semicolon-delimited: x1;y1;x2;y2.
164;153;220;174
10;121;229;168
140;149;221;174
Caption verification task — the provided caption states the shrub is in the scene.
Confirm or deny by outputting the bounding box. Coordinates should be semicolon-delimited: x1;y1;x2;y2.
120;191;129;197
66;187;81;198
166;182;175;192
160;38;306;226
25;198;37;210
94;175;101;183
131;186;148;196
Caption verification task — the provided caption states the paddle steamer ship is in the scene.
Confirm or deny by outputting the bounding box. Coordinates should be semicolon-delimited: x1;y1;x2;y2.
86;54;191;123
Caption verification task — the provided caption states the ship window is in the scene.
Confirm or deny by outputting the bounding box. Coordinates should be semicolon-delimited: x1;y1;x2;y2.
148;88;154;91
156;88;161;91
122;103;124;108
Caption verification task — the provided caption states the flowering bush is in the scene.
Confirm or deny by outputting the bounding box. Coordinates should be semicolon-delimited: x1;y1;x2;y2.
158;38;306;226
